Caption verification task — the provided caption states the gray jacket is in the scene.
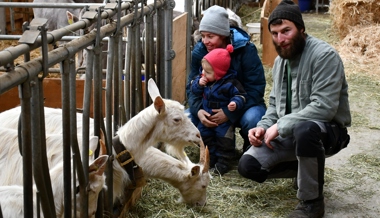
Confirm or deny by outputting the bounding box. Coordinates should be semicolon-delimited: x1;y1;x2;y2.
258;35;351;137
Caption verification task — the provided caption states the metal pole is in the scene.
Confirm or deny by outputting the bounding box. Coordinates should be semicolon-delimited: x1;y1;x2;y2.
61;58;72;218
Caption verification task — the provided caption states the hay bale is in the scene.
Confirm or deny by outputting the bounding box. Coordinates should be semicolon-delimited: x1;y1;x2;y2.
330;0;380;39
337;24;380;76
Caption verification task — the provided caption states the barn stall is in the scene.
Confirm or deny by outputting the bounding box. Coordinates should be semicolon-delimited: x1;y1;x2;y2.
0;0;189;217
0;0;242;217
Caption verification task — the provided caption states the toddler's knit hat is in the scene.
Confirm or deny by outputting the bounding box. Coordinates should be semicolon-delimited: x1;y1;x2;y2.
268;0;305;30
199;5;230;37
204;44;234;80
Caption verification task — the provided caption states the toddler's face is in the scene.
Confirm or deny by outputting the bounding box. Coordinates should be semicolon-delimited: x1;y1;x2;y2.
202;67;215;82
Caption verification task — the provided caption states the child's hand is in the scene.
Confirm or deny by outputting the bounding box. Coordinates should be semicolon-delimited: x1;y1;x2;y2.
199;74;208;86
228;102;236;111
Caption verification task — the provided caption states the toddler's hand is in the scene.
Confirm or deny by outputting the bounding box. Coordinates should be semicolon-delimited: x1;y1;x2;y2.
228;102;236;111
199;75;208;86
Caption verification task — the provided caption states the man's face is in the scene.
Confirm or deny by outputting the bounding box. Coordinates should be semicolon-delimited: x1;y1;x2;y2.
270;19;305;59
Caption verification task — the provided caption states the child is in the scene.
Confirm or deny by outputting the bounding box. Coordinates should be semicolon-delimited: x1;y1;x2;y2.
190;44;247;175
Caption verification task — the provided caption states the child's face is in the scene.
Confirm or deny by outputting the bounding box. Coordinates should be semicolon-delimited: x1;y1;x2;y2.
202;61;215;82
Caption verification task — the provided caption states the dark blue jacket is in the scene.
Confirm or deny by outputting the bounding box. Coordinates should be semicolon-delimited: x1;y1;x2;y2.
190;69;247;115
186;26;266;123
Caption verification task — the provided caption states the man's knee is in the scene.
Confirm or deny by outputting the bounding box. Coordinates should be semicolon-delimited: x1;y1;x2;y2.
239;105;266;133
238;154;268;183
294;121;324;157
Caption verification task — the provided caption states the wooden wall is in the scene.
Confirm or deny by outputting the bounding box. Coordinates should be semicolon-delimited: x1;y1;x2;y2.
4;0;34;34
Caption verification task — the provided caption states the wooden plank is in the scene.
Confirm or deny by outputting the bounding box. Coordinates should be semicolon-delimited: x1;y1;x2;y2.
4;0;34;34
0;78;106;118
0;85;19;112
261;17;277;67
172;12;187;104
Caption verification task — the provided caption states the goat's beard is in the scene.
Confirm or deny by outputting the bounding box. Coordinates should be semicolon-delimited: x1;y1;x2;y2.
273;31;306;60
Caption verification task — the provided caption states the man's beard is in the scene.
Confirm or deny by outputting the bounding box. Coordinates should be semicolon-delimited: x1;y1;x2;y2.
274;31;306;59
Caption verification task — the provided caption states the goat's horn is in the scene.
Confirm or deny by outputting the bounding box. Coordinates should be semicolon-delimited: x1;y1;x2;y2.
199;138;205;164
202;146;210;173
199;138;210;173
99;129;107;156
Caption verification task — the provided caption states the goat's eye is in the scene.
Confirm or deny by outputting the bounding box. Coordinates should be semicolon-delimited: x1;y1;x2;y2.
174;118;181;123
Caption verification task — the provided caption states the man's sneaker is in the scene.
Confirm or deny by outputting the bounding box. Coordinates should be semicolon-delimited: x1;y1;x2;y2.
292;177;298;190
288;197;325;218
213;162;230;175
209;155;217;168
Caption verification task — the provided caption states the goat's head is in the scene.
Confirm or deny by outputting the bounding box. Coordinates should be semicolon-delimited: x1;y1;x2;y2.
176;139;210;206
148;78;201;147
74;139;108;218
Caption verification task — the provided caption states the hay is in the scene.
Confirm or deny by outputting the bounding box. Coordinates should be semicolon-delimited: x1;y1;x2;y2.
336;24;380;78
338;24;380;61
329;0;380;39
330;0;380;79
126;174;297;217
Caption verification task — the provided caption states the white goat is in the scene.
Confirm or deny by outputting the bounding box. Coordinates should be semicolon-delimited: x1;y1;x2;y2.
0;127;99;186
0;79;209;206
0;154;108;218
0;106;94;136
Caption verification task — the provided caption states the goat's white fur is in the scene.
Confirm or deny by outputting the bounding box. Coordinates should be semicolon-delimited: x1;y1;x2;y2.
116;79;201;160
0;106;94;136
0;128;99;186
0;155;108;218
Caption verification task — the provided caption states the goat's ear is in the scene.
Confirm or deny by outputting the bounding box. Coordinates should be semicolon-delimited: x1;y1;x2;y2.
89;136;99;157
148;78;161;101
66;11;78;25
190;165;200;177
154;96;166;114
89;155;109;176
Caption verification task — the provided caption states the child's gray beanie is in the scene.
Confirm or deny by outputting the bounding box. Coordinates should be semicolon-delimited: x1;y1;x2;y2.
199;5;230;37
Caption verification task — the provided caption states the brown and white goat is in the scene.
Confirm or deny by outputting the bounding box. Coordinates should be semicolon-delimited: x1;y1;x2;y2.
0;154;108;218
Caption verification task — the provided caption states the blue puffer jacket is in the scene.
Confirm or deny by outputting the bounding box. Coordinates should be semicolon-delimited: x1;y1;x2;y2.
186;26;266;124
190;69;247;115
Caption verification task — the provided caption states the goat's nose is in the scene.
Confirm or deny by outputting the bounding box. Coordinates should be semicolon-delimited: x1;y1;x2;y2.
196;132;201;138
195;201;206;206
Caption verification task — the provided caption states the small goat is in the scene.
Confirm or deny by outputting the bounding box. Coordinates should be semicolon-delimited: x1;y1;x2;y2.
0;155;108;218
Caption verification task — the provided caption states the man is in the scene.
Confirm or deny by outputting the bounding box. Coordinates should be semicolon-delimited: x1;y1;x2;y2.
237;1;351;218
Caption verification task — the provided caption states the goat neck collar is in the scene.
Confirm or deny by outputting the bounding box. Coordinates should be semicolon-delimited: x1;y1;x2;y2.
112;135;138;186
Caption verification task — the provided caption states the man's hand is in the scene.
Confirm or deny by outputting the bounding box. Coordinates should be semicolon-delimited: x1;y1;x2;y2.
263;124;279;150
248;127;265;147
198;109;218;128
209;109;228;124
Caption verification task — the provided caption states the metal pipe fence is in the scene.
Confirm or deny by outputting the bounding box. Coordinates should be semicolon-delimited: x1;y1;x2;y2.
0;0;237;217
0;0;171;217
